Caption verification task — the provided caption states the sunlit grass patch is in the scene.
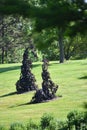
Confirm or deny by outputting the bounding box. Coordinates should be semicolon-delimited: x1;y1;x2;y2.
0;59;87;126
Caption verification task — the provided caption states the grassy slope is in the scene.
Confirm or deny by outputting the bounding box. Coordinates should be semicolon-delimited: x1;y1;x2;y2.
0;60;87;126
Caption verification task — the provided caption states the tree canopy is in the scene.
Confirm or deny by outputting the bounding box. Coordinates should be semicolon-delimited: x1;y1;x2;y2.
0;0;30;16
0;0;87;63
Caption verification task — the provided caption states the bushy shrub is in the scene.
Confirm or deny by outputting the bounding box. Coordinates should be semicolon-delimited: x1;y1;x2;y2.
0;126;7;130
48;118;57;130
48;118;62;130
67;111;86;130
27;119;39;130
53;120;68;130
9;122;26;130
1;110;87;130
83;111;87;129
40;113;54;130
83;102;87;109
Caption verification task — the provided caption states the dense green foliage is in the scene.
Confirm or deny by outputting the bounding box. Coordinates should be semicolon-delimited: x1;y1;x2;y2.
0;0;87;63
0;111;87;130
0;15;35;63
0;0;30;16
33;29;87;61
29;0;87;63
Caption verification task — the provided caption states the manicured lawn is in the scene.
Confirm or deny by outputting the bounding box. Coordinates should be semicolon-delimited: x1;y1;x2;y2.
0;60;87;126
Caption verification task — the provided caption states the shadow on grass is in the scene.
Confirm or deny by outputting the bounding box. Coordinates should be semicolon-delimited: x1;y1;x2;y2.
33;62;41;66
0;66;20;73
0;63;40;73
49;62;59;66
79;75;87;79
9;102;29;108
9;96;60;108
17;102;29;107
9;101;47;108
0;91;17;98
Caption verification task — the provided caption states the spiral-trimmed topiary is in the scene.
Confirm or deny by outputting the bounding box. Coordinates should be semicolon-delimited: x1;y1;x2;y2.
16;43;38;94
30;58;58;103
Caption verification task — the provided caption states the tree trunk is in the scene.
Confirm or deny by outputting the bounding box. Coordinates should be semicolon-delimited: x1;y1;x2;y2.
58;28;64;63
5;48;8;63
1;47;4;64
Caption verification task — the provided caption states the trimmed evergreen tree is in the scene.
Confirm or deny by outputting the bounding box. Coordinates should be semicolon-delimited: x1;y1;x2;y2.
16;44;38;94
30;57;58;103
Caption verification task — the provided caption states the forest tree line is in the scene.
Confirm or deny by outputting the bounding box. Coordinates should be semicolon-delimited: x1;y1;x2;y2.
0;0;87;63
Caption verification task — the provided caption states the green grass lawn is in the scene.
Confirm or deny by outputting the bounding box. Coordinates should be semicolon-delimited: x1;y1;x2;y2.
0;60;87;127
